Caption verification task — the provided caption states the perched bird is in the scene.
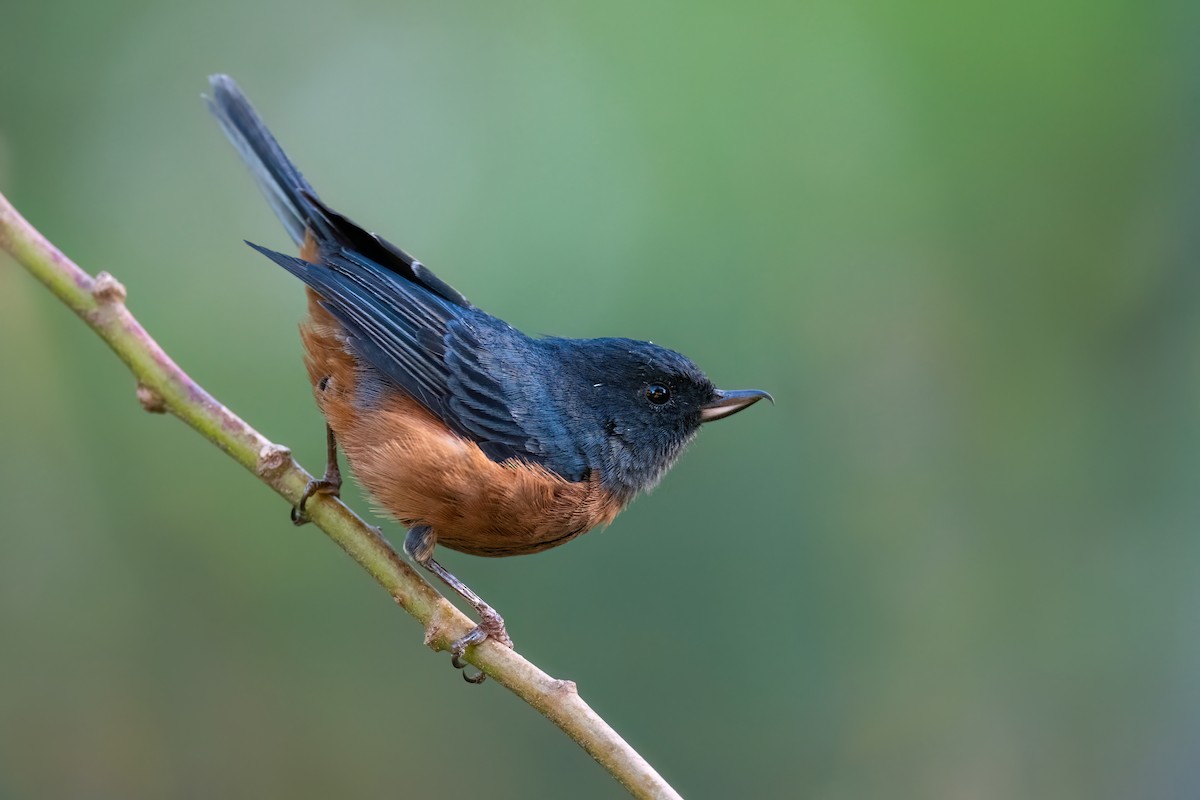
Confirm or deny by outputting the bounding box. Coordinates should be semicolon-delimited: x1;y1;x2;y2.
207;75;770;681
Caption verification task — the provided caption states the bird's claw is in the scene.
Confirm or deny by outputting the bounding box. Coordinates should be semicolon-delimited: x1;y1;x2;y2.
290;477;342;526
449;608;512;684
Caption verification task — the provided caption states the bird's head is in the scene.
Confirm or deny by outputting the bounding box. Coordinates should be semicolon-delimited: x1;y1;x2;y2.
548;338;771;497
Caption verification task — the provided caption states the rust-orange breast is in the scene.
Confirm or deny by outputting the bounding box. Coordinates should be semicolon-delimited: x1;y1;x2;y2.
297;285;626;557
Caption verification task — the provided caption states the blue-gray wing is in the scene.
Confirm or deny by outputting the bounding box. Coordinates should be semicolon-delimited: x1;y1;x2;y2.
247;243;585;478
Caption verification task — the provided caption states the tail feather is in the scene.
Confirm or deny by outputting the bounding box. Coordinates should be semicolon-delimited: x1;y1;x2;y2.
206;74;314;246
207;74;474;311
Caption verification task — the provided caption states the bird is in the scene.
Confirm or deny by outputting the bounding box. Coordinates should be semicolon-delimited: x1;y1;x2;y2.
206;74;771;682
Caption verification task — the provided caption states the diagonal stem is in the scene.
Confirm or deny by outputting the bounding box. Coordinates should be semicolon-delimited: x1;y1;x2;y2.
0;188;683;800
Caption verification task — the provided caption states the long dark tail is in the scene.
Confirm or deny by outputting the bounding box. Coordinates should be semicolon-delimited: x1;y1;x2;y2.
207;75;474;310
206;74;316;247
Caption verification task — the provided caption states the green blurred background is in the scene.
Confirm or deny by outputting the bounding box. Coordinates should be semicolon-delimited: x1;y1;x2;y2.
3;1;1200;798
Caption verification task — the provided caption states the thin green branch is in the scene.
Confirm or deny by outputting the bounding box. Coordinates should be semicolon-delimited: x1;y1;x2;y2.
0;189;683;800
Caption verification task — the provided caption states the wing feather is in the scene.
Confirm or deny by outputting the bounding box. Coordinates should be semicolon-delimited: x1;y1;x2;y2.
246;242;570;472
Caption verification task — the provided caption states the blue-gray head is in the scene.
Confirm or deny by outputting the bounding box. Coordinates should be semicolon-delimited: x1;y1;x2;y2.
541;337;771;498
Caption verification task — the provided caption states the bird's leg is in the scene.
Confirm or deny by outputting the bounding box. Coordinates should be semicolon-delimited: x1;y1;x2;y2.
291;424;343;525
404;525;513;683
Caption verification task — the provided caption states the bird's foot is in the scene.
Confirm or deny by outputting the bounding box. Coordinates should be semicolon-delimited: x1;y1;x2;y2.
289;475;342;526
450;607;512;684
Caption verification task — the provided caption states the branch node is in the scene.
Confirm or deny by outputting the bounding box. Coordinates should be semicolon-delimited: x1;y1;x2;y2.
91;271;126;304
255;442;292;478
423;604;458;650
136;382;167;413
552;678;579;697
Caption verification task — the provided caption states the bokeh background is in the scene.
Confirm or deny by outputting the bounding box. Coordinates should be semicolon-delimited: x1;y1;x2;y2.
3;2;1200;798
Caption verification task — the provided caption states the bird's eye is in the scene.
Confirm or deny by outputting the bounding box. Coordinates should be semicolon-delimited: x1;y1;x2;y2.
645;384;671;405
